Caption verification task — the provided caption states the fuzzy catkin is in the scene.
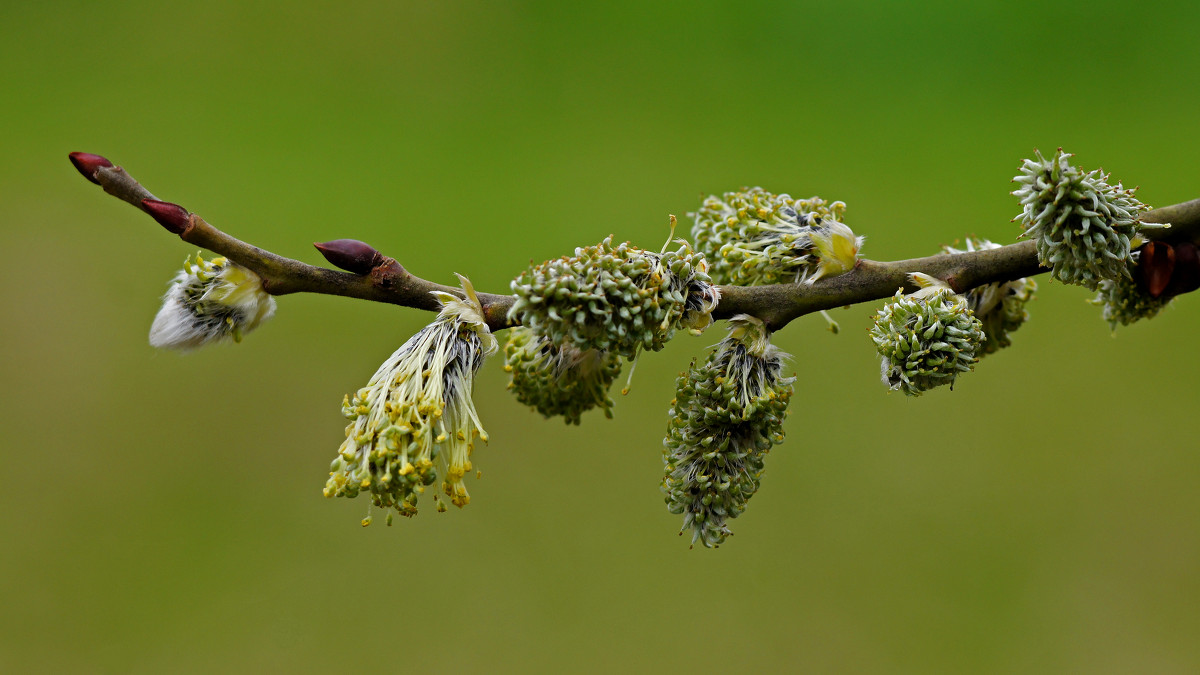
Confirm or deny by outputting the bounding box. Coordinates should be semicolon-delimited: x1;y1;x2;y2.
503;326;621;424
871;275;986;396
942;238;1036;355
1012;149;1149;289
325;277;495;519
690;187;862;286
149;253;275;350
662;316;794;548
1092;261;1172;330
508;236;718;359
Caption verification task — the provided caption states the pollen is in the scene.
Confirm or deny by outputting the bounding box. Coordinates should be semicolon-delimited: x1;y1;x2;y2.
324;275;495;522
690;187;861;287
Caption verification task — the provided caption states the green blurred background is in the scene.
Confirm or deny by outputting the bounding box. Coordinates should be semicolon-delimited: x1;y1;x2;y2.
4;1;1200;672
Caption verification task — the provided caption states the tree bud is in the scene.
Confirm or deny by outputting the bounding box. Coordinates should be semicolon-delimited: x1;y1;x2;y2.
68;152;114;185
1166;242;1200;297
141;199;191;234
313;239;384;275
1138;241;1175;298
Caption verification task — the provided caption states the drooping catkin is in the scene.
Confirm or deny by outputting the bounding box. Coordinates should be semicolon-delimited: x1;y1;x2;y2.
325;276;496;519
662;315;794;548
942;238;1036;355
503;325;622;425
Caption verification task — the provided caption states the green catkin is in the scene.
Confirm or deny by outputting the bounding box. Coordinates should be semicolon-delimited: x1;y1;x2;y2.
503;325;622;424
662;315;794;548
1012;149;1152;289
1091;258;1172;330
690;187;863;286
508;236;718;359
942;238;1036;355
871;274;986;396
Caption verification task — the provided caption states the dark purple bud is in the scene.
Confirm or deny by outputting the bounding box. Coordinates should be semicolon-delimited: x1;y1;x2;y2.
313;239;384;275
1166;241;1200;297
141;199;191;234
1137;241;1175;299
68;152;114;185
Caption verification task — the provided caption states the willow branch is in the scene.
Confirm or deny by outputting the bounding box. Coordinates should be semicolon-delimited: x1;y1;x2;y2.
71;153;516;329
70;152;1200;331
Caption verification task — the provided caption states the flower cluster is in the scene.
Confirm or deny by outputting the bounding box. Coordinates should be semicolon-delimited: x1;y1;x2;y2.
508;236;718;359
690;187;863;286
662;315;795;548
503;326;622;425
870;274;986;396
943;238;1036;355
149;253;276;350
1091;260;1172;330
325;276;496;519
1012;149;1151;289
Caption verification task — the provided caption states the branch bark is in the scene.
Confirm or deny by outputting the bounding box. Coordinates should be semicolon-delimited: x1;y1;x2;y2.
71;153;1200;331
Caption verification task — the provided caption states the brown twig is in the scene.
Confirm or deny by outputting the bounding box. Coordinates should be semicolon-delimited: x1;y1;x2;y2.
69;152;1200;331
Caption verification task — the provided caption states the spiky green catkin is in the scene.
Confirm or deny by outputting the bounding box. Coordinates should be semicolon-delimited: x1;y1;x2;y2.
503;326;622;424
662;315;794;549
871;274;986;396
325;277;496;519
943;238;1036;355
690;187;863;286
1091;259;1172;330
508;236;718;359
1012;149;1150;290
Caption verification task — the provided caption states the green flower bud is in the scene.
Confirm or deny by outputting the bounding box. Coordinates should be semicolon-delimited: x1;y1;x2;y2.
325;276;496;519
149;252;276;350
662;315;795;549
1012;149;1153;289
503;325;622;424
509;236;718;359
942;238;1036;355
871;274;986;396
690;187;863;286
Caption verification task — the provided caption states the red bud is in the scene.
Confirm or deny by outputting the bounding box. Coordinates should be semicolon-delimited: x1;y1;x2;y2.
68;152;114;185
141;199;191;234
313;239;384;275
1138;241;1175;298
1166;242;1200;297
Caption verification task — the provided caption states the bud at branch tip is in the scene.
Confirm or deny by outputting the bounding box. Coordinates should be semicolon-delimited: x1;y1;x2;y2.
68;152;114;185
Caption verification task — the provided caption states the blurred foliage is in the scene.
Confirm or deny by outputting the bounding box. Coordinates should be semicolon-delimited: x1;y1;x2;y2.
3;1;1200;672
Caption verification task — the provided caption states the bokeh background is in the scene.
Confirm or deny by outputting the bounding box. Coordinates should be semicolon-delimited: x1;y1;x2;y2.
4;1;1200;672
